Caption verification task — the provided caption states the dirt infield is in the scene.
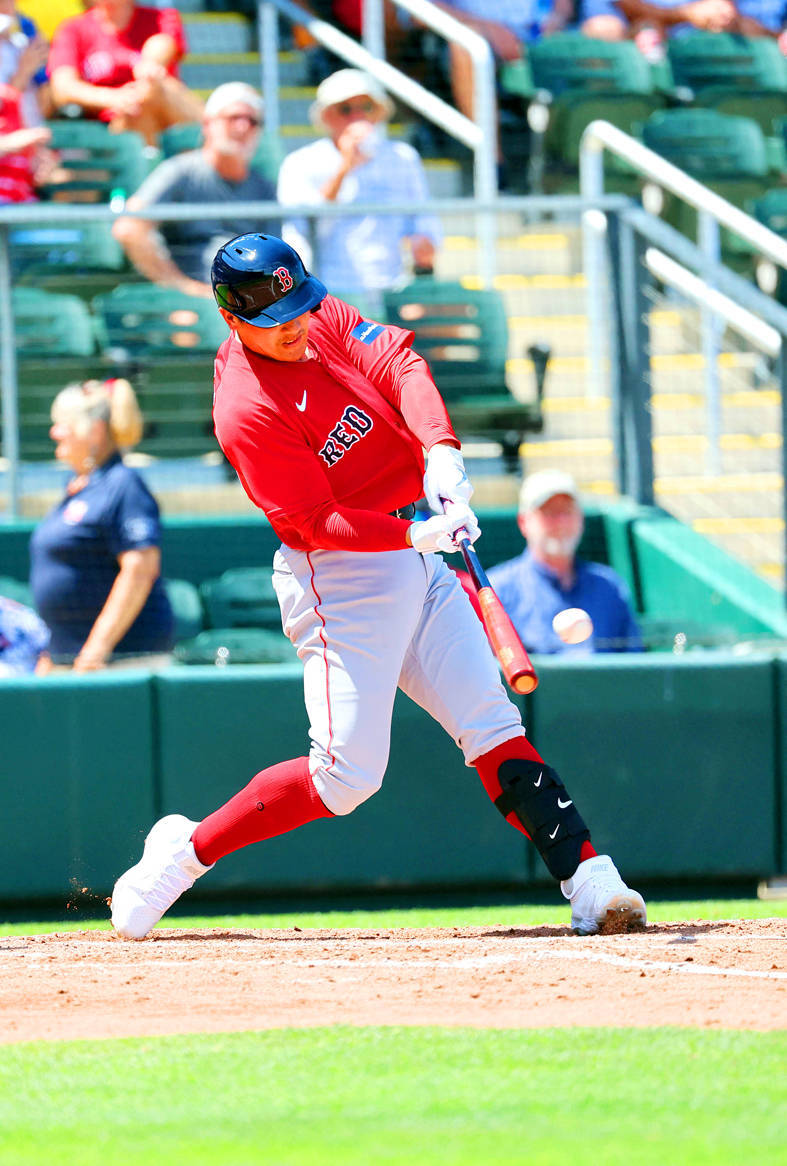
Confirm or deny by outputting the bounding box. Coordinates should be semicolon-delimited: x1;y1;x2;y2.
2;919;785;1043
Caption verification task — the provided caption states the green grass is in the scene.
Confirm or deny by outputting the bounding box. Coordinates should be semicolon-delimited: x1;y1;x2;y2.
1;1028;785;1166
1;896;785;935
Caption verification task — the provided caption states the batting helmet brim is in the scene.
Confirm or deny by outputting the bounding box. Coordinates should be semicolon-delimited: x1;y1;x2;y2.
230;274;328;329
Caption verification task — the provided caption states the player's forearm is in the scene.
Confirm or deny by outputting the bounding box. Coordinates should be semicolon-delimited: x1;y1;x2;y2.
308;505;411;551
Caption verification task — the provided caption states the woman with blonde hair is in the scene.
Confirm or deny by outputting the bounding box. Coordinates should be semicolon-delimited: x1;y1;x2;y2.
30;377;174;671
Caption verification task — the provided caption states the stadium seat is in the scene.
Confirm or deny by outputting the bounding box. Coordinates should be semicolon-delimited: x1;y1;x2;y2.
173;626;292;665
750;186;787;305
666;32;787;95
199;567;282;631
92;283;229;458
11;219;129;300
0;576;34;608
10;288;108;459
640;108;773;262
164;578;206;643
383;279;543;472
39;121;154;202
522;34;665;193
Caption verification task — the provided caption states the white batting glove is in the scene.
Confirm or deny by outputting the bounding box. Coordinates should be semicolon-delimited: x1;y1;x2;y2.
408;502;481;555
423;444;473;514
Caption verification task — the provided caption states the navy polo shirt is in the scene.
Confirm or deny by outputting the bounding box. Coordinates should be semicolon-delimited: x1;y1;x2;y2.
487;549;642;655
30;454;174;660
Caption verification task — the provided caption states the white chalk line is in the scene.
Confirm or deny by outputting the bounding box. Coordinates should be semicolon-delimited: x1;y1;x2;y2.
5;934;786;981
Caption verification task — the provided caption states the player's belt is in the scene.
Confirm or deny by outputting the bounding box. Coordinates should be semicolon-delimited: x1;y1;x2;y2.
389;503;416;520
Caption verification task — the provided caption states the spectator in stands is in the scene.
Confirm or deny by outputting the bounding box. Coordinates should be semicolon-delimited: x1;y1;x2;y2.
0;83;60;201
48;0;204;146
112;82;279;298
30;377;175;671
486;468;643;654
579;0;754;48
0;593;51;675
0;0;53;124
277;68;440;302
433;1;574;119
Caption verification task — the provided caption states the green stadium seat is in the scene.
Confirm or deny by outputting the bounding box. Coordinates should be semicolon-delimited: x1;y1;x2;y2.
383;279;543;472
173;626;292;665
0;576;34;608
749;186;787;305
164;578;206;643
529;33;656;97
199;567;282;631
11;218;129;300
39;120;155;201
91;283;228;458
522;34;665;193
666;32;787;95
10;288;108;460
640;108;773;262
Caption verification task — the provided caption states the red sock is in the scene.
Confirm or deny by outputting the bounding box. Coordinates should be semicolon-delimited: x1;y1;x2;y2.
191;756;332;866
474;736;597;862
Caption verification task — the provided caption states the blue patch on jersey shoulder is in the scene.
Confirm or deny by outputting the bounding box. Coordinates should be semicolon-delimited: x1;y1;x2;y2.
351;320;385;344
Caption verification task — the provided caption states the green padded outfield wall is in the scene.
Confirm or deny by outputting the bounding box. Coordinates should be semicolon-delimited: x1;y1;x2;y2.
529;653;779;879
154;666;530;894
0;673;155;899
0;655;783;904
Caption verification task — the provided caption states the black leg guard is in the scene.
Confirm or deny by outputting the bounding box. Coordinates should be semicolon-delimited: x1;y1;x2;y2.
495;759;591;882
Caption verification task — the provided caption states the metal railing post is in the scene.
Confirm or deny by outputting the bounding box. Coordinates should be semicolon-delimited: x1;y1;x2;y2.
0;225;20;520
698;208;722;475
579;131;607;399
259;1;281;143
362;0;386;59
606;210;655;504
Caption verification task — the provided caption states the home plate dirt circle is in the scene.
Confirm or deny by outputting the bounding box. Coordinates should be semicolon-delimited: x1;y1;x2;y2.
1;919;785;1043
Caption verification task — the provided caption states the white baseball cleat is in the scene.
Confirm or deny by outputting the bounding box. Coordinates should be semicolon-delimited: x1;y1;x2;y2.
111;814;213;939
560;854;647;936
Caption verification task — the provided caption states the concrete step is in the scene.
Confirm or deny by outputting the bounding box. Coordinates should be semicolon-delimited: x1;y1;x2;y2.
182;14;255;56
181;53;263;91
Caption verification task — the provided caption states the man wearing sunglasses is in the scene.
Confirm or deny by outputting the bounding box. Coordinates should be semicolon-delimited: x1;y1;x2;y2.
112;81;280;298
277;68;440;307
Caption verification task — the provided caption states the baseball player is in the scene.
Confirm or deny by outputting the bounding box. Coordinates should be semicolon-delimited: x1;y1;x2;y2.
110;233;646;939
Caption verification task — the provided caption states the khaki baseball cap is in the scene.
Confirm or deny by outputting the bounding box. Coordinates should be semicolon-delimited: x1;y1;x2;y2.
309;69;394;128
519;469;580;513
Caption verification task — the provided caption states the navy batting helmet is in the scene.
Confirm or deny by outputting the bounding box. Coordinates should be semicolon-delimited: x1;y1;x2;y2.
211;233;327;328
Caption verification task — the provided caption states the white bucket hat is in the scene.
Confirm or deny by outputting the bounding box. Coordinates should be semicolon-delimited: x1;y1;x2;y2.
309;68;394;130
519;469;580;514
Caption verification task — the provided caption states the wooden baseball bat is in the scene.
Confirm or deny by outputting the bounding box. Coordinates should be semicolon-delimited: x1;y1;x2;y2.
456;532;539;695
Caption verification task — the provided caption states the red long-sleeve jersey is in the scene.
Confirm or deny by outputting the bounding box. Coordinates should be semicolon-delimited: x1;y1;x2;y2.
212;295;459;552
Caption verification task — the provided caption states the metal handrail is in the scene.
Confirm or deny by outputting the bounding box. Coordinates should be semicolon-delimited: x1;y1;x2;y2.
258;0;498;282
579;119;787;417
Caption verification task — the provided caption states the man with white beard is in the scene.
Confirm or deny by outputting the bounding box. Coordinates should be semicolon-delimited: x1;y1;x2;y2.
487;469;643;654
112;82;279;298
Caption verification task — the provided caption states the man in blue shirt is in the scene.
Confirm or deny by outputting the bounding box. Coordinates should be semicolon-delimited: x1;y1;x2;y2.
487;469;642;655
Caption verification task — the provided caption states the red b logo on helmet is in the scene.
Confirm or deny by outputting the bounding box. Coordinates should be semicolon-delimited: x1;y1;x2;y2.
273;266;293;293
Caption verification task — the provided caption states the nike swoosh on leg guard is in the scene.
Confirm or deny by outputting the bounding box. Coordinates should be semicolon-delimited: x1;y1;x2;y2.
494;759;590;881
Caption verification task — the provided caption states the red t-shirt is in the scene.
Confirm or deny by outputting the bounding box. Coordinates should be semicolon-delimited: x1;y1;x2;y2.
213;295;459;553
0;86;36;204
48;5;186;94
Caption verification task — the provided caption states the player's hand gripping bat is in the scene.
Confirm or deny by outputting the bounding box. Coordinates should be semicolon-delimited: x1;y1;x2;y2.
442;500;539;695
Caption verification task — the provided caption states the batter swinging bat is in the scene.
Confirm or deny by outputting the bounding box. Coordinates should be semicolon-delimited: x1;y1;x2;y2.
454;529;539;696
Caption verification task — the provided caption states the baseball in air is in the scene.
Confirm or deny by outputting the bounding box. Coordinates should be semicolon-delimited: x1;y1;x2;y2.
552;607;594;644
